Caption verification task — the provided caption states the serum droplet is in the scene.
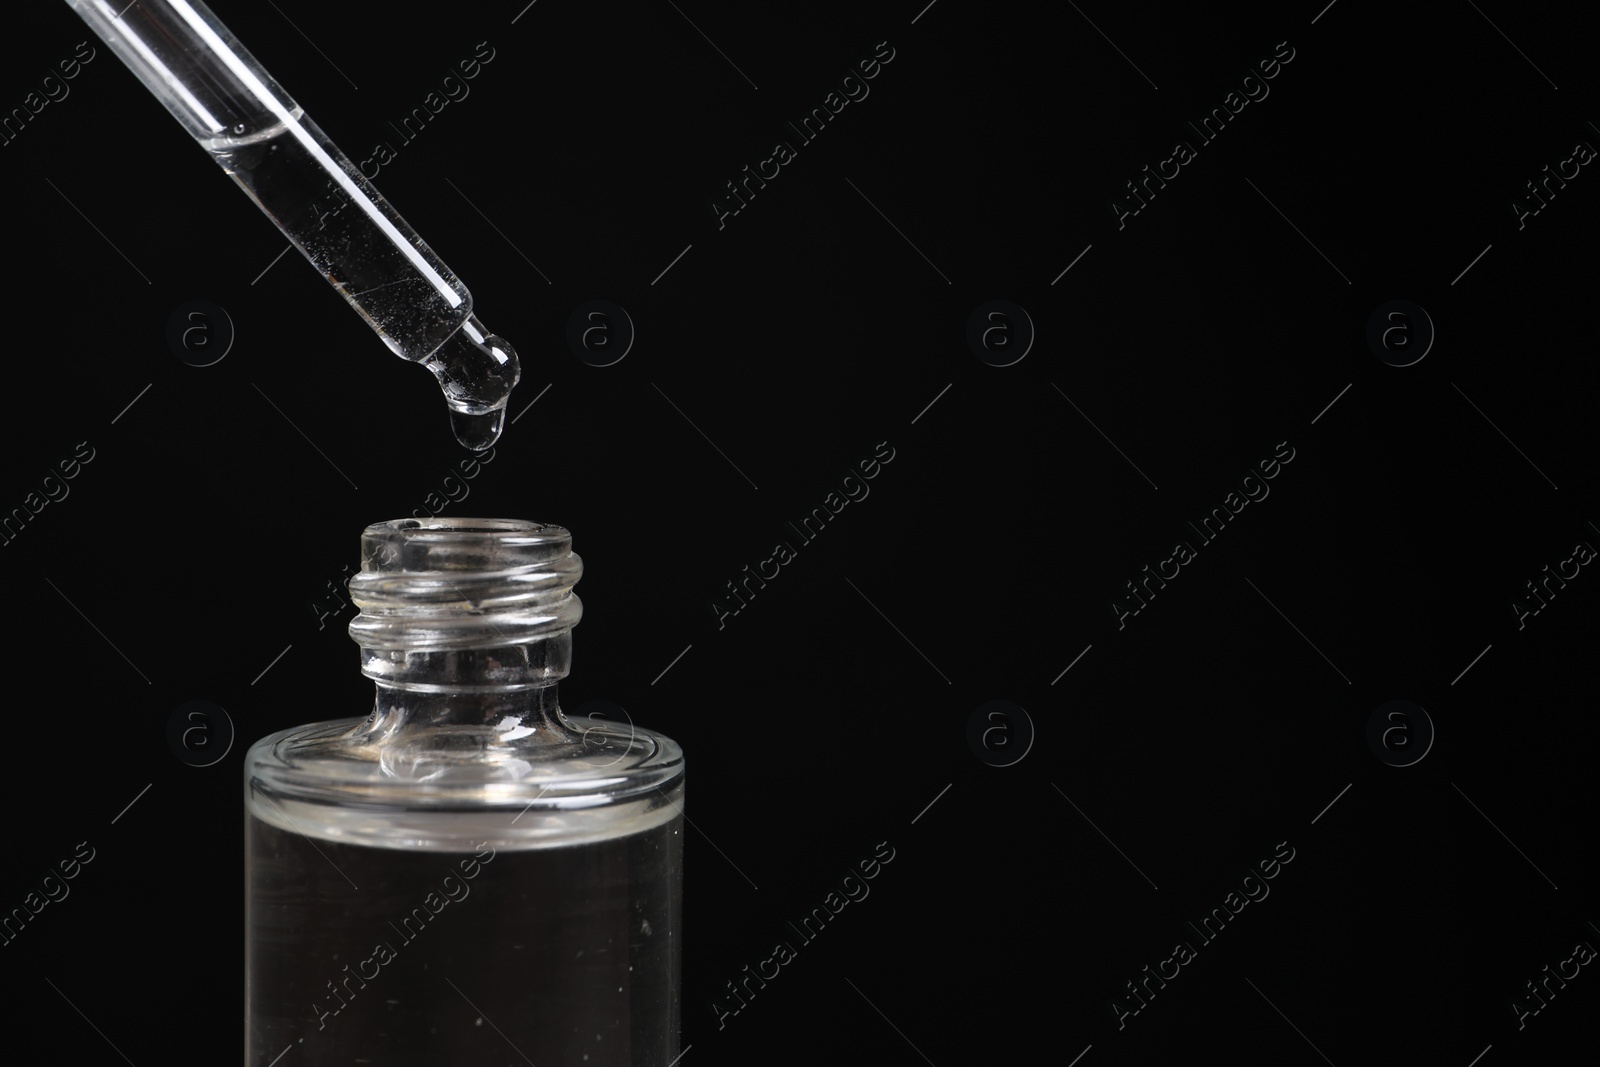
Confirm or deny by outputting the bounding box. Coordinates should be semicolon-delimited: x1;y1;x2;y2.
423;313;520;450
448;407;505;451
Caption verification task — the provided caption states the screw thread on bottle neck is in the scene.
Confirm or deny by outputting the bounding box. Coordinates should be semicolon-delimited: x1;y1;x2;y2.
347;518;581;705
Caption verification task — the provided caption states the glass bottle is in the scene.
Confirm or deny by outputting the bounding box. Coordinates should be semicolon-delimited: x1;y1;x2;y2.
244;518;685;1066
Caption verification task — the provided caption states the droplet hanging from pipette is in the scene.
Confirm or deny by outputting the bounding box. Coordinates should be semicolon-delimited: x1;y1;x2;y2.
447;408;506;452
422;313;520;450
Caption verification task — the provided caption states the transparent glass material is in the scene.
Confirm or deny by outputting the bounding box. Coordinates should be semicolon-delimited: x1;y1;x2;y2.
245;520;685;1066
65;0;519;449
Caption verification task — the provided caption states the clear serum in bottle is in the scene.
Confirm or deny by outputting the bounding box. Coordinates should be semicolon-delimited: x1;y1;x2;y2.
245;519;685;1065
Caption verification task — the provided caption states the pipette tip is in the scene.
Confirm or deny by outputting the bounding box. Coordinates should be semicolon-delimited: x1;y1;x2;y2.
424;313;520;451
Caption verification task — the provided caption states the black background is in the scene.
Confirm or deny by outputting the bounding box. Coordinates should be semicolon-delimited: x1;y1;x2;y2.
2;1;1597;1064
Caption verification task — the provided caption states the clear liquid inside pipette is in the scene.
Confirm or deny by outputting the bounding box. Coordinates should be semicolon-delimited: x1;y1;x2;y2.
206;116;519;450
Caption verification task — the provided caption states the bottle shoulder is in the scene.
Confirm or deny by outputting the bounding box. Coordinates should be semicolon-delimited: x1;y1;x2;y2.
244;712;684;852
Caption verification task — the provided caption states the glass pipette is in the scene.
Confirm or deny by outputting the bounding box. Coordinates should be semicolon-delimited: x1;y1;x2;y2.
64;0;520;450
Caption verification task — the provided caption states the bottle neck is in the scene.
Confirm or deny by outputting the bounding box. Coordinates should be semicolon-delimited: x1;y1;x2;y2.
357;633;573;686
347;518;583;736
370;673;575;738
245;517;685;849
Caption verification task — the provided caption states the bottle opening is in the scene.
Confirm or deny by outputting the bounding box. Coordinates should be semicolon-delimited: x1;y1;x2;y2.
361;517;571;573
